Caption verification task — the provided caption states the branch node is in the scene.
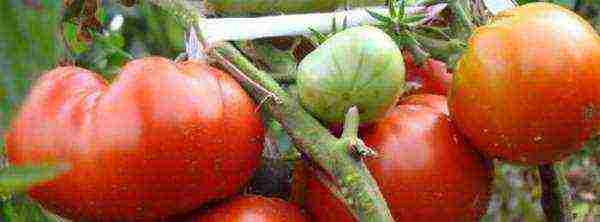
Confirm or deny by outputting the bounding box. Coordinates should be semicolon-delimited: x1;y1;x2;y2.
350;138;378;158
211;51;282;104
341;106;360;139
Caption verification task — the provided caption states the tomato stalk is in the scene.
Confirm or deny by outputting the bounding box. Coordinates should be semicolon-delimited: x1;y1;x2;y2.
539;163;574;222
150;1;395;221
447;0;475;37
213;44;394;221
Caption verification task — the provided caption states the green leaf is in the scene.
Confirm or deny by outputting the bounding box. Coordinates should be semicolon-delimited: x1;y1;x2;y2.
398;0;406;19
0;0;65;134
308;28;329;45
366;9;393;24
0;164;70;196
388;0;397;19
1;196;67;222
96;7;108;25
402;14;427;24
62;22;88;55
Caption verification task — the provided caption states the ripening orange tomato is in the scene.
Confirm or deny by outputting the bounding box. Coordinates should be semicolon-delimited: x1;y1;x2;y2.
449;3;600;164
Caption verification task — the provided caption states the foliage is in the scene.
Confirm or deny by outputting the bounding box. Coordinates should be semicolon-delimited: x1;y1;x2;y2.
0;0;65;142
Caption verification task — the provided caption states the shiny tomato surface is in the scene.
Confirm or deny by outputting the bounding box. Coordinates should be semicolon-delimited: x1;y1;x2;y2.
449;3;600;164
404;53;452;95
195;196;308;222
304;105;492;221
5;57;264;221
399;94;449;115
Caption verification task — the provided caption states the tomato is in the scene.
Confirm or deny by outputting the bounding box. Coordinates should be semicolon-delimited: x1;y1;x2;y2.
297;26;405;125
399;94;449;115
448;2;600;164
194;195;308;222
403;53;452;96
303;104;492;221
5;57;264;221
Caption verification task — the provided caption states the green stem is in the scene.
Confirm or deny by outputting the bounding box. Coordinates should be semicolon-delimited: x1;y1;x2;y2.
539;162;574;222
215;44;392;221
148;1;395;221
403;31;431;66
413;32;466;70
341;106;377;158
341;106;360;140
448;0;475;38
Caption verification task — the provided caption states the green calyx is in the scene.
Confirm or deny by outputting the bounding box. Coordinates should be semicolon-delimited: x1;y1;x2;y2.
297;26;406;125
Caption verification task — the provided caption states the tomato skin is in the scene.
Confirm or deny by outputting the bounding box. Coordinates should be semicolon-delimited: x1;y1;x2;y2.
5;57;264;221
304;105;492;222
194;195;308;222
403;53;452;96
399;94;449;115
297;26;405;125
448;3;600;164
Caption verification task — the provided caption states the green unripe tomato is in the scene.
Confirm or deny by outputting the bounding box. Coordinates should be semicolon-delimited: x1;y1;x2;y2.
297;26;405;125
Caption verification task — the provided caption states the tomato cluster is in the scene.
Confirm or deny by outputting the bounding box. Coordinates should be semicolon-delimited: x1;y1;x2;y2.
4;2;599;222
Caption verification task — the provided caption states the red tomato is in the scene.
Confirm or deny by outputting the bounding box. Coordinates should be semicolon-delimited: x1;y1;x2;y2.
303;105;492;221
399;94;449;115
404;53;452;95
5;57;264;221
194;195;308;222
448;3;600;164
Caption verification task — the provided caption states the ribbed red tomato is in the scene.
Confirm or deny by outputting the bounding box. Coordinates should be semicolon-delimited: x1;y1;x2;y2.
303;104;492;221
404;53;452;95
194;195;308;222
449;3;600;164
5;57;264;221
399;94;449;115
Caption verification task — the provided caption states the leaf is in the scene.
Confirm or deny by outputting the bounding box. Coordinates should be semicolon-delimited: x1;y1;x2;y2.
62;22;88;55
403;14;427;24
1;196;67;222
95;6;108;25
0;163;70;196
398;0;406;19
388;0;397;18
0;0;65;164
366;9;393;24
308;28;329;45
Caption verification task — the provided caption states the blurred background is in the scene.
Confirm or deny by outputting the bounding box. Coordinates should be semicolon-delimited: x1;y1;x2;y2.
0;0;598;221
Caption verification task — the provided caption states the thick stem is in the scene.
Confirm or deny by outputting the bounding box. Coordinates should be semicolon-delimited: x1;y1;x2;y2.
539;162;574;222
214;44;393;221
448;0;475;38
341;106;360;140
341;106;376;158
413;32;466;70
149;1;394;220
403;31;431;66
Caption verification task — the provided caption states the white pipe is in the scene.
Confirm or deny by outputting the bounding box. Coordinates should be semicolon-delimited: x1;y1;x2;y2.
199;5;445;44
